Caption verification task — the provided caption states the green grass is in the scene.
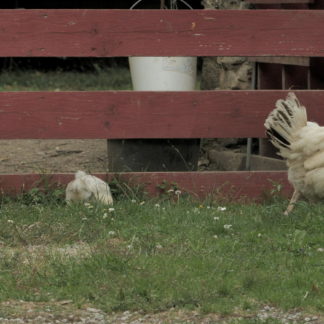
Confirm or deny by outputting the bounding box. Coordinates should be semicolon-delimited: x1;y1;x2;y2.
0;66;201;91
0;68;133;91
1;192;324;319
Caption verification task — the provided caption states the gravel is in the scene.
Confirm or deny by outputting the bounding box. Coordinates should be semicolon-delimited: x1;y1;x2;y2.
0;303;323;324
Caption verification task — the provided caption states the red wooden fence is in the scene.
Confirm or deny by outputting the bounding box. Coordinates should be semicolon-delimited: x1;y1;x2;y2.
1;9;324;199
1;10;324;57
1;90;324;139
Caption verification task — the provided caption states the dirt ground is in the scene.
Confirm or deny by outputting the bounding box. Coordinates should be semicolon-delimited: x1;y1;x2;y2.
0;139;109;174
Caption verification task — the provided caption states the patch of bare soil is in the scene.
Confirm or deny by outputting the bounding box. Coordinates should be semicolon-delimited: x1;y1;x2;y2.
0;140;108;174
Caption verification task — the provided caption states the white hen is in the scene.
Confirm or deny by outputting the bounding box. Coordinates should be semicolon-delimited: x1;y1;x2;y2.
66;170;113;205
264;92;324;214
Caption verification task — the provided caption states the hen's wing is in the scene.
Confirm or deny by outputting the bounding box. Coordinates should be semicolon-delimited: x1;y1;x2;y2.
290;123;324;199
81;174;113;205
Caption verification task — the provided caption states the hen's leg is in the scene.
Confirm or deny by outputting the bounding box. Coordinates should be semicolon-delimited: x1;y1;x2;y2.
284;190;300;215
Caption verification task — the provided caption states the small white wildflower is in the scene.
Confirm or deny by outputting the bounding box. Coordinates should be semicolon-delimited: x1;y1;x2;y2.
224;224;232;230
317;248;324;252
167;189;174;193
139;201;145;205
258;233;262;237
156;244;163;249
103;213;108;219
82;217;88;221
213;216;220;221
217;206;226;212
213;235;218;239
108;208;115;213
127;245;132;249
7;219;14;224
174;190;182;196
154;203;160;208
84;202;93;209
131;199;136;203
108;231;116;236
207;206;211;209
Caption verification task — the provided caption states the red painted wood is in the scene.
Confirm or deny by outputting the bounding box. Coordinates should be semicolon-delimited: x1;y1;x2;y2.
283;65;309;90
1;90;324;139
0;171;292;201
258;63;283;89
0;10;324;57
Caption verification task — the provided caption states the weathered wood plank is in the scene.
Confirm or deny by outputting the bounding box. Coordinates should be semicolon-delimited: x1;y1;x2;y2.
0;171;292;200
247;0;312;3
1;90;324;139
249;57;310;66
0;10;324;57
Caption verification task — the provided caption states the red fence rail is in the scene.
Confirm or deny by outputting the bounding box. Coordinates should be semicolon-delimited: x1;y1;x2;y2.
1;10;324;57
1;9;323;199
1;90;324;139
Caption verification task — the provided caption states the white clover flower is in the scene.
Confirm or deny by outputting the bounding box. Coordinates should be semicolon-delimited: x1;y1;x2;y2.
108;208;115;213
224;224;232;230
131;199;136;203
127;245;132;249
103;213;108;219
258;233;262;237
217;206;227;212
154;203;160;208
317;248;324;252
156;244;163;249
84;202;93;209
139;201;145;206
213;235;218;239
213;216;220;221
174;190;182;196
7;219;14;224
82;217;88;221
207;206;211;209
108;231;116;236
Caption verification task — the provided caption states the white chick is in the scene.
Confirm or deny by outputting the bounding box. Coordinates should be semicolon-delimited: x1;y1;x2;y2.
66;170;113;205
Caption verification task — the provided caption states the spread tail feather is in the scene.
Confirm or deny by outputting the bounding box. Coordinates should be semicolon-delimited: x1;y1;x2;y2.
264;92;307;158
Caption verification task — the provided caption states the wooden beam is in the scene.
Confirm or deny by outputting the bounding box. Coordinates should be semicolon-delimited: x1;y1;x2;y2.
247;0;312;3
0;171;292;201
0;10;324;57
249;57;310;66
1;90;324;139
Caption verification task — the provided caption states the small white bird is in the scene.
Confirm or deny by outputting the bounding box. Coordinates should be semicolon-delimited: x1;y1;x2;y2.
65;170;113;205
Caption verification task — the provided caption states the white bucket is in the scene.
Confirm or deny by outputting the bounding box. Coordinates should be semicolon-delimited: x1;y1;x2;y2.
128;56;197;91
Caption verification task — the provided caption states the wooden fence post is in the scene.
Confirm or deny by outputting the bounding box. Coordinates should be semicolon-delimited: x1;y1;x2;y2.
107;139;200;172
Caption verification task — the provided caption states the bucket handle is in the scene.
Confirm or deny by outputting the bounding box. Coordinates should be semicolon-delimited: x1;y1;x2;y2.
130;0;193;10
